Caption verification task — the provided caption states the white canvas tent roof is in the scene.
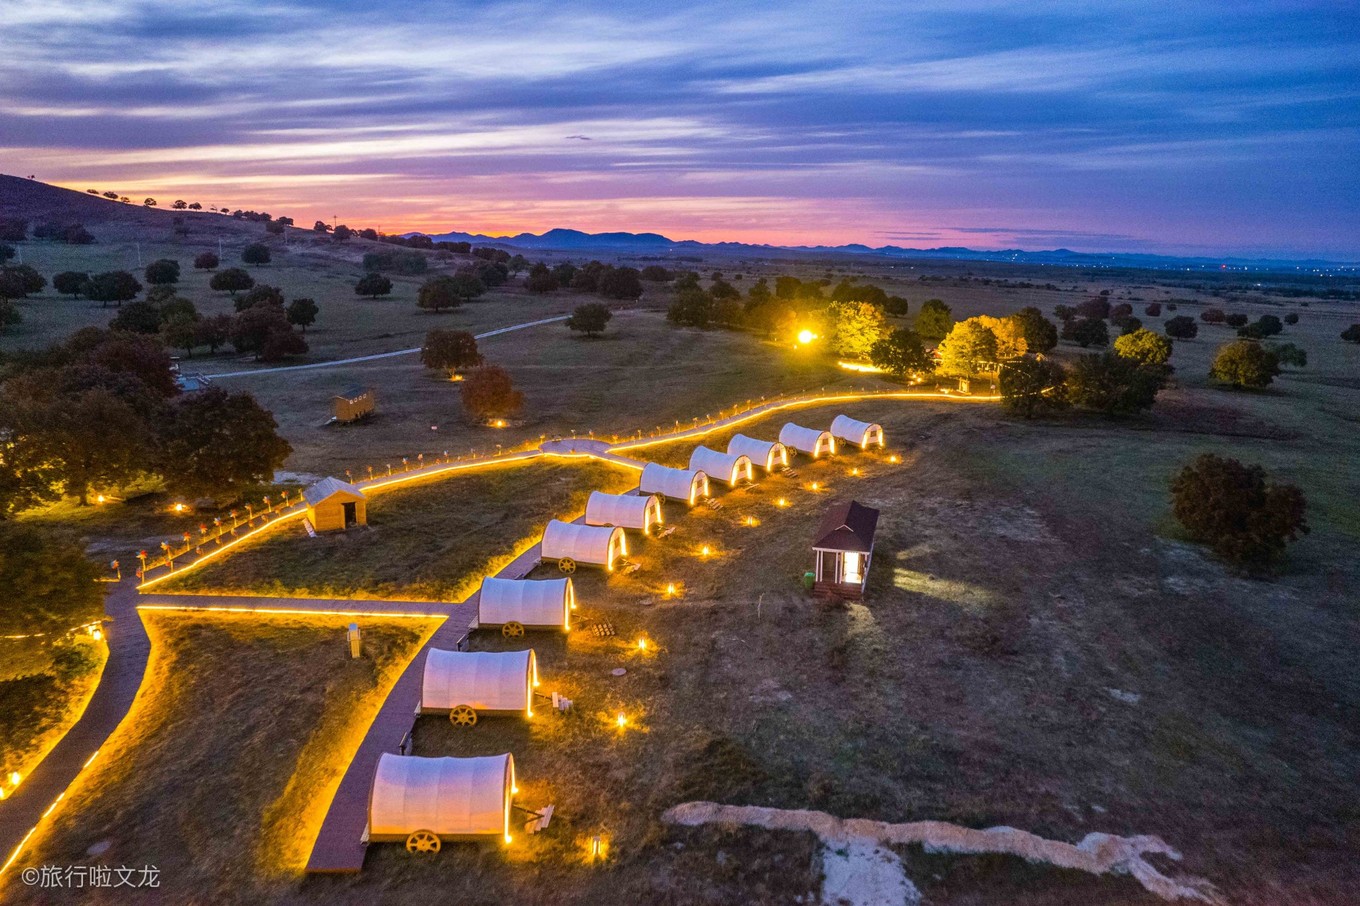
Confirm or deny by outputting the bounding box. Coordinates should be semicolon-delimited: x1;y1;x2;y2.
689;446;754;487
830;414;885;449
369;752;514;841
541;519;627;569
585;491;663;531
779;423;837;457
727;434;788;471
421;648;537;714
640;462;710;504
478;576;573;629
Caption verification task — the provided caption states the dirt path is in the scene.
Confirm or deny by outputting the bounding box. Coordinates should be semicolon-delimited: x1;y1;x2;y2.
663;801;1224;905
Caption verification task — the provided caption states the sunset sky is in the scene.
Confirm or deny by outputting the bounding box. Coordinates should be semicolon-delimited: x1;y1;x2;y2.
2;1;1357;258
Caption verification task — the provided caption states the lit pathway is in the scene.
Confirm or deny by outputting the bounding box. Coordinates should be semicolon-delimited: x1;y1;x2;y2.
305;539;550;872
0;580;149;876
204;314;571;379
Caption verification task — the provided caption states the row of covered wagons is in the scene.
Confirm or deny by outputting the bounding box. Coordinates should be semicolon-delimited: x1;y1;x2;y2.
365;413;885;854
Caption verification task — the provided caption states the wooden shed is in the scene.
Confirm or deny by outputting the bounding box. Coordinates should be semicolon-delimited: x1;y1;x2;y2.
332;385;375;423
303;477;367;532
811;500;879;600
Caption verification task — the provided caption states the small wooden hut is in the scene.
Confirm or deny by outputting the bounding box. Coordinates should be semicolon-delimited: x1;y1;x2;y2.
332;385;375;423
303;477;367;531
810;500;879;600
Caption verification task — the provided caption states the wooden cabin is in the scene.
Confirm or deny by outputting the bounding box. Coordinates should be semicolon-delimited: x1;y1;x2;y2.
332;385;375;423
811;500;879;600
303;477;367;532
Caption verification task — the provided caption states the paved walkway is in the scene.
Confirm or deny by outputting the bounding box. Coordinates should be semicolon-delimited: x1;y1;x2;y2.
305;542;548;872
137;593;457;619
0;581;149;875
206;315;570;379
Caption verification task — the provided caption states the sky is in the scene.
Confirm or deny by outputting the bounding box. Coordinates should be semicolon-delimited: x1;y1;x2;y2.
1;1;1358;258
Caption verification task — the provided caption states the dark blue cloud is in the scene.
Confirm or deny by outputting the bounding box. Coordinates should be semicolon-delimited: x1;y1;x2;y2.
0;0;1355;256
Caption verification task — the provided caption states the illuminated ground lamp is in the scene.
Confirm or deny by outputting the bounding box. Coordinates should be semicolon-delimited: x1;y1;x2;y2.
89;625;102;642
589;834;607;862
635;638;648;651
95;494;106;505
615;713;628;729
796;329;817;345
172;502;186;513
775;497;789;508
888;454;901;464
744;516;759;527
8;772;20;788
851;467;860;477
700;544;711;558
664;582;678;598
491;419;507;428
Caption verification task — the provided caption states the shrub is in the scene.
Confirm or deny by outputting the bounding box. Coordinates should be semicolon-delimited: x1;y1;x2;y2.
1210;340;1280;389
1171;454;1308;571
1283;312;1299;325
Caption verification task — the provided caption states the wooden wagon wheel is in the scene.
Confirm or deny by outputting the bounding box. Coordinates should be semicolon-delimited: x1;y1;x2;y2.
449;705;478;727
557;557;577;574
502;621;525;639
405;830;441;854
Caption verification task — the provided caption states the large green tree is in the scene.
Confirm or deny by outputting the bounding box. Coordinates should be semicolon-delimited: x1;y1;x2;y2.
420;329;482;375
1113;328;1173;367
461;365;523;422
1000;358;1069;419
1009;307;1058;353
158;388;291;500
869;328;935;379
1171;454;1308;571
566;303;613;337
355;272;393;298
1067;352;1161;415
0;523;103;635
936;319;998;378
915;298;952;340
828;301;888;359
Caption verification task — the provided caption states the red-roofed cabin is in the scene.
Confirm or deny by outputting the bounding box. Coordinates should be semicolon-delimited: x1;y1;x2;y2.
811;500;879;600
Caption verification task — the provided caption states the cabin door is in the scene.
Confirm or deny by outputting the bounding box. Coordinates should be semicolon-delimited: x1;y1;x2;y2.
343;502;357;527
843;552;863;585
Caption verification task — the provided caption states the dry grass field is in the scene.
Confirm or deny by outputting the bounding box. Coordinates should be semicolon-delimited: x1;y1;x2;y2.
4;181;1360;903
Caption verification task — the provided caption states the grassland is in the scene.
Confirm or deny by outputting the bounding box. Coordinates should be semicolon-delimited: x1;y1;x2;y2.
2;612;437;905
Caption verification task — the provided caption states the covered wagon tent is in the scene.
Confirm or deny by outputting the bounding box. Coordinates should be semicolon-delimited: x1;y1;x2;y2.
303;477;367;532
640;462;710;505
421;648;538;726
477;576;574;638
830;414;885;450
332;385;375;423
811;499;880;600
585;491;663;534
689;446;755;487
779;423;837;458
541;519;627;573
727;434;788;472
368;752;515;852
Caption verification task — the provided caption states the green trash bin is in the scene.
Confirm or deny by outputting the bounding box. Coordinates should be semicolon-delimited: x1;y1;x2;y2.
802;571;815;590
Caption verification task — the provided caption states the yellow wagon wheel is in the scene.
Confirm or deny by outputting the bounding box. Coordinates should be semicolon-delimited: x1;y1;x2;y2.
405;830;441;854
502;621;525;639
557;557;577;574
449;705;478;728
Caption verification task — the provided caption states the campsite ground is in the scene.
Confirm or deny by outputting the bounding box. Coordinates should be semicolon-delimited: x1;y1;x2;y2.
4;185;1359;903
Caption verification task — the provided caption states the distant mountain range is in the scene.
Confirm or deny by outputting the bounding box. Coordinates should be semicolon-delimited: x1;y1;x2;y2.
423;227;1356;271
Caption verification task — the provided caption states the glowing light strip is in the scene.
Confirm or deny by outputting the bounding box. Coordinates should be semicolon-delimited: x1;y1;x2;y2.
137;605;448;620
1;827;36;877
137;509;306;590
608;390;1000;452
359;450;543;493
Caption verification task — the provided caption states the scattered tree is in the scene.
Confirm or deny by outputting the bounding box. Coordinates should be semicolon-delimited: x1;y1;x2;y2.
524;263;558;293
1067;352;1161;415
936;319;999;378
0;523;102;634
417;274;476;311
1271;343;1307;368
1283;312;1299;325
1171;454;1308;572
1009;307;1057;353
1113;328;1173;367
828;301;889;359
84;270;140;307
566;303;613;338
109;300;163;334
869;328;935;379
1063;316;1109;348
313;220;331;233
53;271;90;297
286;297;318;332
230;307;306;361
667;287;715;328
461;365;523;422
1224;312;1249;328
1000;358;1069;419
236;284;285;311
915;298;952;340
0;245;13;264
355;272;393;299
1341;324;1360;343
0;265;46;299
0;299;20;335
1210;340;1280;389
194;314;232;353
209;267;254;296
144;258;180;286
193;251;219;270
640;265;673;282
241;242;271;265
1200;308;1226;324
598;266;644;300
1144;302;1162;317
420;329;482;375
1164;315;1199;339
